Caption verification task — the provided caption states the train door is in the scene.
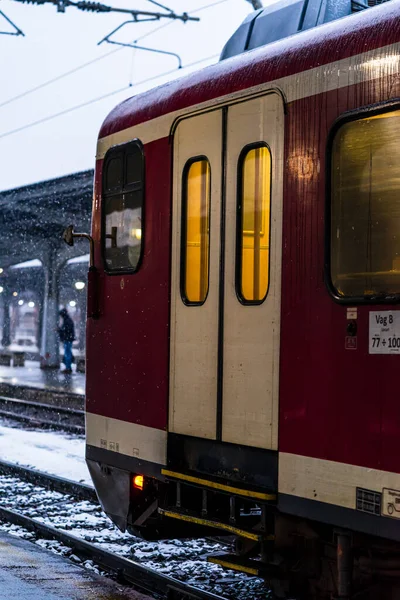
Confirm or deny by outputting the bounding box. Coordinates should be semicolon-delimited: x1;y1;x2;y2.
169;94;284;452
222;95;284;450
169;110;223;439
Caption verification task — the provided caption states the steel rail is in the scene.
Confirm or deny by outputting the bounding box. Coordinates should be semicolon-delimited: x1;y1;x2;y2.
0;383;84;410
0;395;84;416
0;395;84;434
0;459;97;502
0;505;226;600
0;408;84;433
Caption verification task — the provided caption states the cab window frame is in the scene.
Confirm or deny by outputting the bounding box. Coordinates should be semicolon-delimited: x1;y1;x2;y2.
235;141;273;306
325;100;400;305
180;155;212;306
102;139;145;276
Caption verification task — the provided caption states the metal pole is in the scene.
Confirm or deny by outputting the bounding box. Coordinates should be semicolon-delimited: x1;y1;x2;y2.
1;291;11;348
40;247;60;369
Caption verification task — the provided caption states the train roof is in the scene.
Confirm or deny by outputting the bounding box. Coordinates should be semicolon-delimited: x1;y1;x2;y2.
98;0;400;142
219;0;384;60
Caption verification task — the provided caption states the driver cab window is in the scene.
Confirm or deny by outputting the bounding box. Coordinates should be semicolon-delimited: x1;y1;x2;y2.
103;140;144;272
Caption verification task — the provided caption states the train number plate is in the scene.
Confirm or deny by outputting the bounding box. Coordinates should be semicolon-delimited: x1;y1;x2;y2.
369;311;400;354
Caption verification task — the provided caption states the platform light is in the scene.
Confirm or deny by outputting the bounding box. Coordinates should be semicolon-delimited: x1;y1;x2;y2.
28;301;35;308
0;287;3;294
18;299;24;306
131;228;142;240
12;291;18;297
0;268;3;274
133;475;144;491
69;300;76;307
75;281;85;290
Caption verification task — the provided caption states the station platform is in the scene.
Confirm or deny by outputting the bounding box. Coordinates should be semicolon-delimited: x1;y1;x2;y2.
0;530;150;600
0;360;85;396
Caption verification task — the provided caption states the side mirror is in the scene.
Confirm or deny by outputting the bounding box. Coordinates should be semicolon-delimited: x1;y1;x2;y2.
63;225;75;247
62;224;95;268
62;225;99;319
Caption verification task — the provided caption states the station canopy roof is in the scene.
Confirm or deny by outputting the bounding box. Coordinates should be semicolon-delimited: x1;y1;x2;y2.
0;170;93;269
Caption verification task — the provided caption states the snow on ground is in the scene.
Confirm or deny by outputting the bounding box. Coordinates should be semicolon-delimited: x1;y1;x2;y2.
0;476;270;599
0;422;91;484
0;422;270;597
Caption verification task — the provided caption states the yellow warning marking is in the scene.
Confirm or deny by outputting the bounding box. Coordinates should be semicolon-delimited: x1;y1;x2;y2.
159;508;274;542
207;556;259;576
161;469;276;501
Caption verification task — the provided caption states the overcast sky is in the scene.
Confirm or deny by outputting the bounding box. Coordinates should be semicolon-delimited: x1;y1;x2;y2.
0;0;262;191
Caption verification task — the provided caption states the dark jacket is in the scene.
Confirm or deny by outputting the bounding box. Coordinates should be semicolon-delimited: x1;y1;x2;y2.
59;314;75;343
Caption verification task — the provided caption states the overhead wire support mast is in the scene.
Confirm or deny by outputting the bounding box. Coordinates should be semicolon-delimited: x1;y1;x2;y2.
0;10;24;36
11;0;200;23
97;22;183;68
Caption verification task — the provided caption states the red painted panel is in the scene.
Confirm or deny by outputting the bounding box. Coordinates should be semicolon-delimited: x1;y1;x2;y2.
88;0;400;473
99;2;400;140
279;74;400;475
86;138;171;431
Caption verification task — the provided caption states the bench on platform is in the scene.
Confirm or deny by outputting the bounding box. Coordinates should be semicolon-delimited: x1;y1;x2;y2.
12;352;25;367
0;353;11;367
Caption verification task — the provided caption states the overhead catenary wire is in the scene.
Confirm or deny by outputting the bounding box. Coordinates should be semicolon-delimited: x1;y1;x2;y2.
190;0;229;14
146;0;174;14
0;46;122;109
0;0;229;110
10;0;199;23
129;20;174;84
0;20;174;110
0;53;219;141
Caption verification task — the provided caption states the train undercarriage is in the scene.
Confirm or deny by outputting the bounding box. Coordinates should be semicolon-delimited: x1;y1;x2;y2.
88;460;400;599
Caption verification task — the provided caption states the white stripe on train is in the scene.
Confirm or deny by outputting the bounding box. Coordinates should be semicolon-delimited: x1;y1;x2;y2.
86;412;167;465
96;41;400;160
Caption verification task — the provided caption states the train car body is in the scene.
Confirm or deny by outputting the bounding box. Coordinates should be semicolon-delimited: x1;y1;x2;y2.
85;1;400;595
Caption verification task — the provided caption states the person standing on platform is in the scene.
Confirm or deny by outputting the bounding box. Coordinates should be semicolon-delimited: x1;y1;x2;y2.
58;308;75;374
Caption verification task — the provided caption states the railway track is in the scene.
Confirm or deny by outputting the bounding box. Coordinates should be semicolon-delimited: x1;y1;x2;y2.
0;381;84;411
0;394;84;434
0;506;224;600
0;459;96;501
0;460;265;599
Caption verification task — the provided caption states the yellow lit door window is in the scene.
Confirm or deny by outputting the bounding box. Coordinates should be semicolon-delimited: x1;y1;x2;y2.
238;145;271;303
182;159;211;304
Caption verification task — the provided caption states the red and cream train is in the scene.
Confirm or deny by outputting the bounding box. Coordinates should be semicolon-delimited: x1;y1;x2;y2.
79;0;400;596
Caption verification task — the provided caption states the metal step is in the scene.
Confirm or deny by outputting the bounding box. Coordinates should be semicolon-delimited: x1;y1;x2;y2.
208;552;282;578
159;507;274;542
161;468;276;502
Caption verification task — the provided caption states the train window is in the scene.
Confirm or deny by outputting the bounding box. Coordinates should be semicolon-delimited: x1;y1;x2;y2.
181;158;211;305
125;147;143;186
331;109;400;299
105;155;123;192
103;140;144;273
237;144;272;304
